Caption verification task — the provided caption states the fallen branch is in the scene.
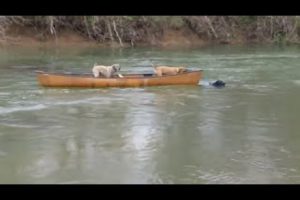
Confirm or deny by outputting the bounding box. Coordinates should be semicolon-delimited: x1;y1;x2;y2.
112;20;123;47
106;19;115;42
204;16;218;39
84;16;92;39
48;16;57;44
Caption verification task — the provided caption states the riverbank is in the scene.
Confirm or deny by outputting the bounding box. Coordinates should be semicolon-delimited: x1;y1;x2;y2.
1;16;299;48
0;26;268;49
2;16;300;49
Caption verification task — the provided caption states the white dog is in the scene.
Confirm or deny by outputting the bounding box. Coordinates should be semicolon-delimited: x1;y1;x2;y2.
92;63;121;78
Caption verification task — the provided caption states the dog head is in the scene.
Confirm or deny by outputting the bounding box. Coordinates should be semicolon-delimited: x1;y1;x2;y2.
112;64;121;72
177;67;187;73
211;80;226;88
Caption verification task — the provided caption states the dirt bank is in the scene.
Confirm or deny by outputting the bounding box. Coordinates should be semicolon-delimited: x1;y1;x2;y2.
2;26;249;49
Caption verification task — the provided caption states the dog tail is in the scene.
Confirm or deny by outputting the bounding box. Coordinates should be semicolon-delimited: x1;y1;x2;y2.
151;63;158;69
149;60;156;69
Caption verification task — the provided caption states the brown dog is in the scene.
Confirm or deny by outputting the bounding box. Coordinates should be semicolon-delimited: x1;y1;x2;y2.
153;65;187;76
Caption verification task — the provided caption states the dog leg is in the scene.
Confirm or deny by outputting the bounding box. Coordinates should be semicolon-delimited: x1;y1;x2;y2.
155;70;162;76
92;69;99;78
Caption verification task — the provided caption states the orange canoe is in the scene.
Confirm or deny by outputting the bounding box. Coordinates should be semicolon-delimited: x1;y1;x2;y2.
36;70;203;88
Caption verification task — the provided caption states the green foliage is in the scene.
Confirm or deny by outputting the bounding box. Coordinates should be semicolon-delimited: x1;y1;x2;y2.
273;31;287;44
239;16;257;25
122;16;139;21
168;16;185;28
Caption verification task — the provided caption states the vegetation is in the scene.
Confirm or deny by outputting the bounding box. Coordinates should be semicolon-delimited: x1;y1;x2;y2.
1;16;300;46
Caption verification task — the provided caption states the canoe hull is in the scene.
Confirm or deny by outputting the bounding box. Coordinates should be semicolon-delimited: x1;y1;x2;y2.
36;70;203;88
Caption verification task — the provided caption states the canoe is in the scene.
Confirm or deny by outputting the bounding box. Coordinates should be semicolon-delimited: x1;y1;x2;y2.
36;70;203;88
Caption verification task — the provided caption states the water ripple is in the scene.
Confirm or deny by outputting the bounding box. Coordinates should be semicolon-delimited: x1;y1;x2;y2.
0;104;47;115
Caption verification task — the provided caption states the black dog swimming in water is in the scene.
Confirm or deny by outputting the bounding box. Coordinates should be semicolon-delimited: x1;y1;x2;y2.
210;80;226;88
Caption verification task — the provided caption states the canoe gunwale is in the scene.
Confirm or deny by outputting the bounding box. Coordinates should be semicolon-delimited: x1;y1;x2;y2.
35;70;203;79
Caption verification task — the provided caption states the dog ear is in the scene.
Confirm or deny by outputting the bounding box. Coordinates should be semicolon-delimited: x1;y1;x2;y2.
112;64;120;71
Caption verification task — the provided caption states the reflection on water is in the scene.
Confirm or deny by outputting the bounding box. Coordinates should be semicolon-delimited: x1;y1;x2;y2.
1;45;300;183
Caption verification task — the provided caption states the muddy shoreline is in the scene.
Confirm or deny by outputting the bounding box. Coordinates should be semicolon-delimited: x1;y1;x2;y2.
1;28;258;49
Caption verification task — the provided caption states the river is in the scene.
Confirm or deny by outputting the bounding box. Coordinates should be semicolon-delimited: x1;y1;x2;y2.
0;44;300;183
